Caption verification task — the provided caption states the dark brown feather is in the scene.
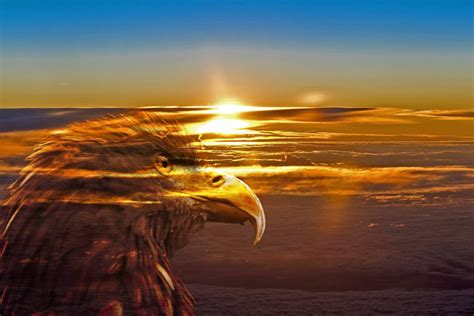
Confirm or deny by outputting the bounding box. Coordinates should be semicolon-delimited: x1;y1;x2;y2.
1;112;204;315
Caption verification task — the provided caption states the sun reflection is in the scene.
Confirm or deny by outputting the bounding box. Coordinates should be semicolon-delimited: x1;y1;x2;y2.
212;99;259;115
197;118;250;134
189;99;257;135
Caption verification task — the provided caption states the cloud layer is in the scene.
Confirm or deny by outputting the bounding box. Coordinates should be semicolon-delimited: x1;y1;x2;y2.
1;107;473;297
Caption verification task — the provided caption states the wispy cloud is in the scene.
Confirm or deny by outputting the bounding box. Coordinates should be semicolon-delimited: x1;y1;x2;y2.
220;165;474;196
399;109;474;120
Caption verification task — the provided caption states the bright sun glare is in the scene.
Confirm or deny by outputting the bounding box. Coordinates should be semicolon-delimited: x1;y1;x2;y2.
195;99;253;135
197;117;250;134
212;100;257;115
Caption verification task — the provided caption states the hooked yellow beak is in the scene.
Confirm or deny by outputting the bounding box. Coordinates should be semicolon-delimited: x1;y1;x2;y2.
193;172;265;245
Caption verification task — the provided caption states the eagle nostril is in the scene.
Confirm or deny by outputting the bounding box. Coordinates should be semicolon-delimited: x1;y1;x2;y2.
211;175;225;186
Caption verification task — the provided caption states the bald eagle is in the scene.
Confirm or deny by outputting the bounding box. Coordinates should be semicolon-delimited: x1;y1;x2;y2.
0;112;265;315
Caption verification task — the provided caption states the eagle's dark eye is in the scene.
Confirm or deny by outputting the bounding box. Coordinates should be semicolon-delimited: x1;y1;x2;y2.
156;155;172;174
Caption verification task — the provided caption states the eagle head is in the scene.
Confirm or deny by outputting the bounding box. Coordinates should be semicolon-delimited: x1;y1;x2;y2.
0;112;265;315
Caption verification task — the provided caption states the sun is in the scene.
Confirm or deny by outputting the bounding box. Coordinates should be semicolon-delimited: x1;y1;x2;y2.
212;99;258;115
197;117;250;135
188;99;258;135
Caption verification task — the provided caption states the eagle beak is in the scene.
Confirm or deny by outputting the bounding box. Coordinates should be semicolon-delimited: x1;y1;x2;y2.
195;172;265;245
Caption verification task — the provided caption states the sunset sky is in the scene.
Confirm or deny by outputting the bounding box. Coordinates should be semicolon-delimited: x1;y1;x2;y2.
1;0;472;108
0;1;474;313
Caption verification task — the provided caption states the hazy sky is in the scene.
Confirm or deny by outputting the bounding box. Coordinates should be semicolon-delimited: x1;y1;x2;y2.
1;0;472;108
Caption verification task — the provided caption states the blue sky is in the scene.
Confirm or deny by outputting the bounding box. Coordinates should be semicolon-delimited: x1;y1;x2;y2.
1;0;472;107
3;0;471;51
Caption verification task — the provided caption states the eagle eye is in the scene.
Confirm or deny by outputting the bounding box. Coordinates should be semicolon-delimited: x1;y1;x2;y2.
156;155;173;174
